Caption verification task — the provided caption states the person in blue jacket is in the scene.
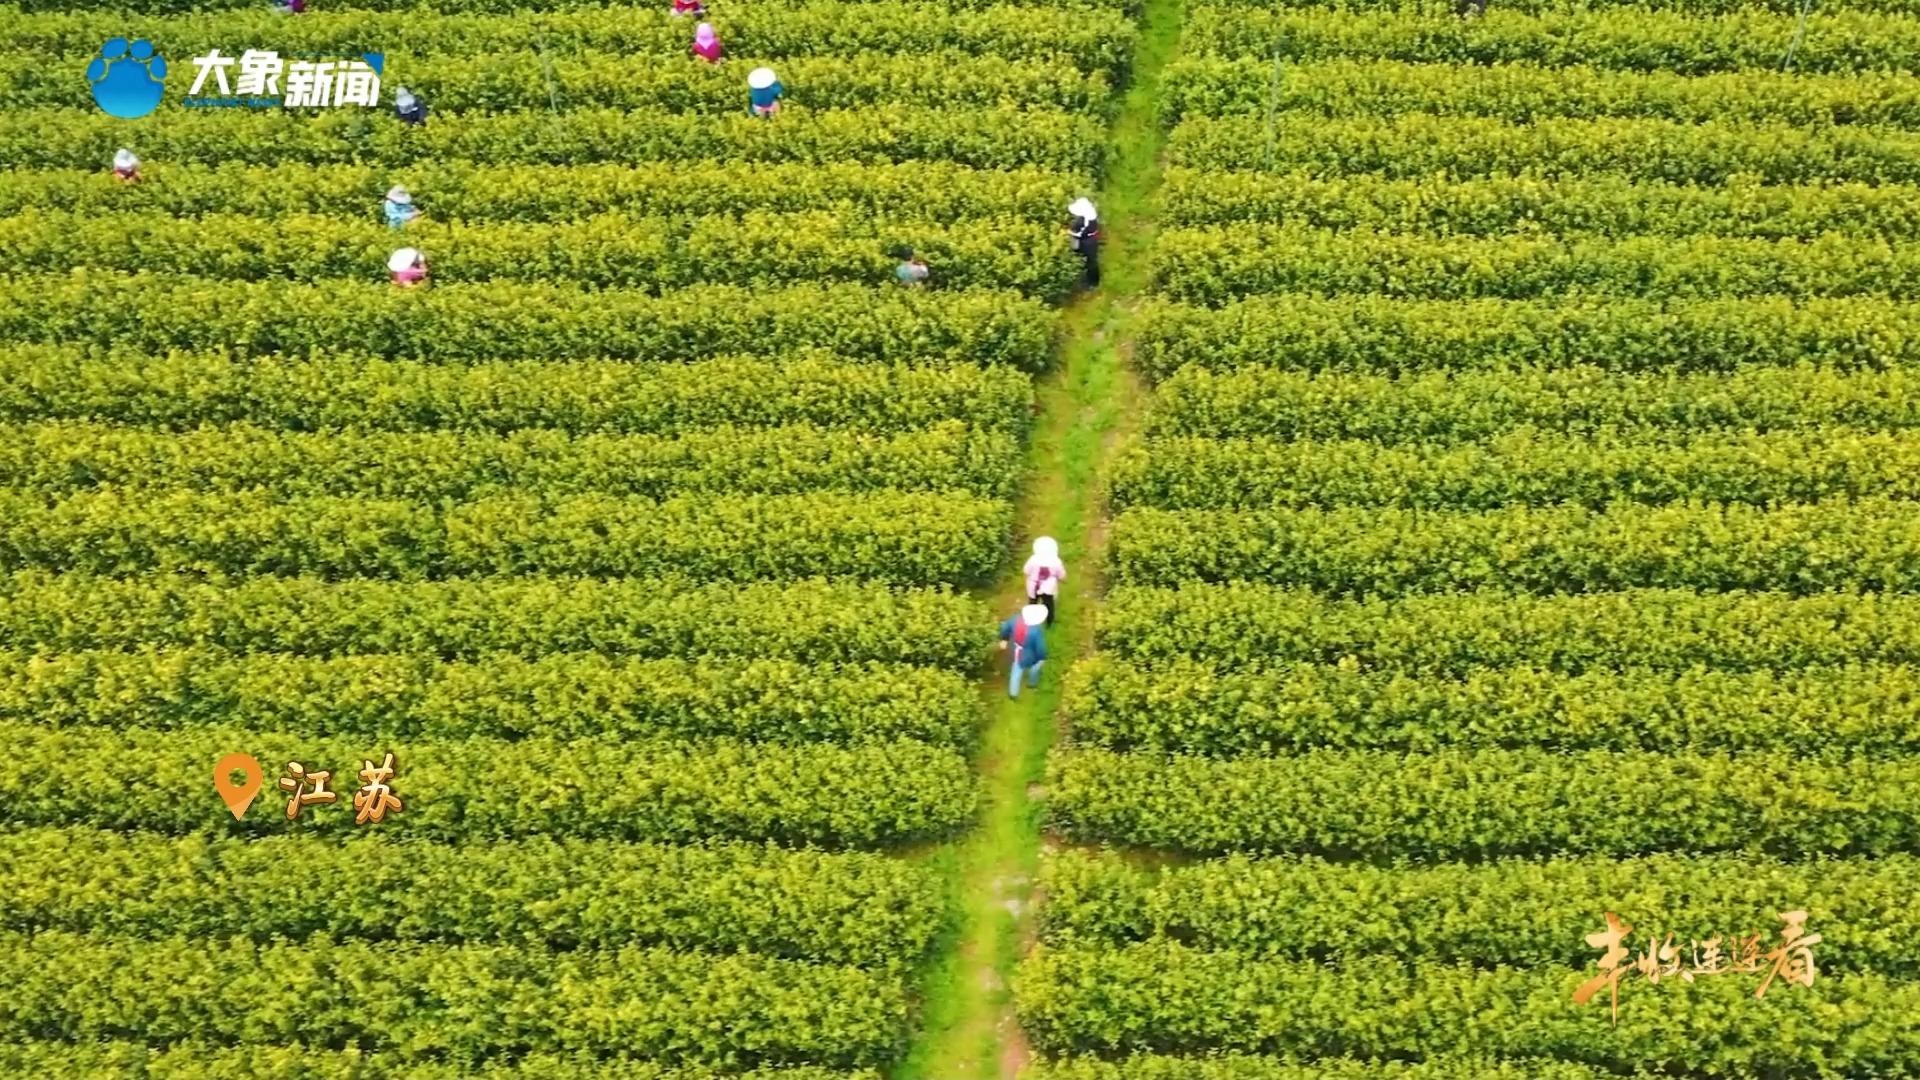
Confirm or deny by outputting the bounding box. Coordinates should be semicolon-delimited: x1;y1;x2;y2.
383;185;420;229
997;603;1049;699
748;67;784;118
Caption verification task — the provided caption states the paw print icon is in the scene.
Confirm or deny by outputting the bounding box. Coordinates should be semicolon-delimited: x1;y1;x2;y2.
87;37;168;118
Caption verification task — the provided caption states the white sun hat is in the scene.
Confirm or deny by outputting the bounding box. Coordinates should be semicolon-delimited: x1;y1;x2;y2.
387;247;422;273
1033;536;1059;559
748;67;778;90
114;148;139;170
386;185;411;204
1068;197;1097;221
1021;604;1049;627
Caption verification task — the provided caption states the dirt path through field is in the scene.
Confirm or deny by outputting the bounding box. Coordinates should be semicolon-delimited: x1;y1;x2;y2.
895;0;1183;1073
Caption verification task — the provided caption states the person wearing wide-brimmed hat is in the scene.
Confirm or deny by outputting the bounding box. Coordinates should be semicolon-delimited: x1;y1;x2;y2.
394;86;428;126
388;247;427;288
1024;536;1067;626
383;185;420;230
748;66;784;117
112;148;141;183
997;603;1050;699
1066;197;1101;287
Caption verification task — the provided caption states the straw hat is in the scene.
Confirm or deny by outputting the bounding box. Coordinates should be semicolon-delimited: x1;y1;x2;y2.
386;185;411;204
748;67;778;90
1021;604;1049;627
387;247;422;273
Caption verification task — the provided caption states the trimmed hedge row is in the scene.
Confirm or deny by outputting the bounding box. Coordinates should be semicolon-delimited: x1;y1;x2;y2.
1109;499;1920;594
0;931;906;1069
0;3;1132;73
1133;296;1920;379
2;105;1102;175
1031;1055;1630;1080
0;420;1020;501
1047;746;1920;858
0;161;1079;227
0;1045;872;1080
1145;364;1920;441
2;51;1109;114
0;648;979;748
1185;5;1920;73
0;489;1010;586
1150;226;1920;304
0;349;1033;436
1112;430;1920;509
1;827;941;968
1098;584;1920;674
0;276;1055;370
1064;657;1920;757
0;725;974;846
1161;58;1920;127
1015;940;1920;1073
0;210;1078;299
1168;113;1920;185
1040;847;1920;975
1160;170;1920;238
0;573;991;669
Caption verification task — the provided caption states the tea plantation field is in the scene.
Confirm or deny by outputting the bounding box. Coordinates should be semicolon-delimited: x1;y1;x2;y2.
1021;0;1920;1076
0;0;1134;1075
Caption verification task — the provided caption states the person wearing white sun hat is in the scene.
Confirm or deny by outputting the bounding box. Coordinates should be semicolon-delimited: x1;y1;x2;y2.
383;185;420;229
747;66;784;118
1024;536;1067;626
1066;197;1100;287
112;148;141;183
997;602;1051;699
387;247;427;288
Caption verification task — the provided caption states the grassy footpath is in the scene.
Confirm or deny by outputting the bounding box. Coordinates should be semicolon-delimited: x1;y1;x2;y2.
896;0;1183;1074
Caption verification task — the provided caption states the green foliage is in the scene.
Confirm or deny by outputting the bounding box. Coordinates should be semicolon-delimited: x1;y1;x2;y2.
1065;656;1920;757
1030;1053;1626;1080
0;160;1079;226
1161;170;1920;238
0;349;1033;437
6;50;1110;113
1161;57;1920;126
1150;226;1920;305
0;210;1078;299
1015;941;1920;1071
1109;499;1920;594
1185;4;1920;72
0;648;979;748
1133;295;1920;379
0;420;1020;501
0;1043;876;1080
1168;113;1920;184
0;931;907;1068
0;572;991;669
0;276;1055;369
0;488;1010;585
1047;746;1920;858
0;2;1134;72
1145;364;1920;441
1040;847;1920;976
2;105;1102;174
0;725;973;845
1112;430;1920;509
1098;584;1920;674
0;827;941;968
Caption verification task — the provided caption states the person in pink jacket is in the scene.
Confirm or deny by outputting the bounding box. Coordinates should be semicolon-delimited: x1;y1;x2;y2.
1024;536;1066;625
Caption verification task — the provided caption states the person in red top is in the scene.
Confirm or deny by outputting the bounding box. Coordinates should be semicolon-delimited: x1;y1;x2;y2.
112;148;141;183
673;0;704;16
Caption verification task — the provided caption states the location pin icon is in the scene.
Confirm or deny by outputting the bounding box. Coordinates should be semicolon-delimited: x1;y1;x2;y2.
214;753;264;820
